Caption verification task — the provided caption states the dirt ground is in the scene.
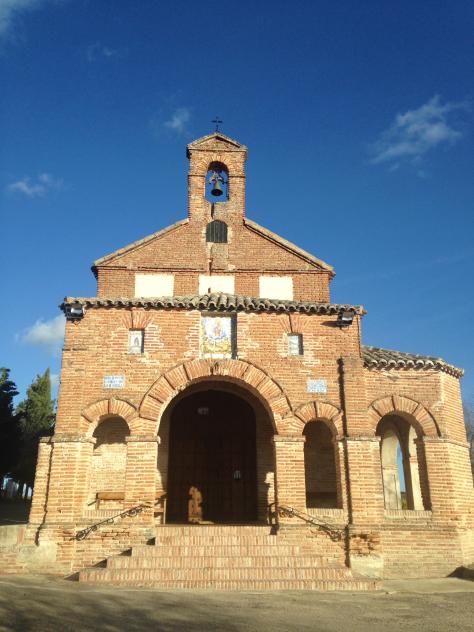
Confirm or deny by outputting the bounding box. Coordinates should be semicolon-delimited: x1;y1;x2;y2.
0;575;473;632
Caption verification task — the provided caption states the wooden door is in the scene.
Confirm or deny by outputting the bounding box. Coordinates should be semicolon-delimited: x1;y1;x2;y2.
167;390;257;523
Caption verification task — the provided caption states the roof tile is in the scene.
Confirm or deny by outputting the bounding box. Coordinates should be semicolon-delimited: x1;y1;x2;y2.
362;345;463;378
61;293;363;316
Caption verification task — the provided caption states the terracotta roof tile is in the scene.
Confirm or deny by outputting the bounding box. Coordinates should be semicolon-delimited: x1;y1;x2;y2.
61;293;364;316
362;345;463;378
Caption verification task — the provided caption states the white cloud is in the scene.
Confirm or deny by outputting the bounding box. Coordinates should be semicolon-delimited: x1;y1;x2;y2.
0;0;46;41
20;315;65;355
164;107;191;134
86;42;123;62
370;95;469;169
7;172;63;197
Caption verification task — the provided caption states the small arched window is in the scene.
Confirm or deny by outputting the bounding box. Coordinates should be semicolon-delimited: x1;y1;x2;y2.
206;219;228;243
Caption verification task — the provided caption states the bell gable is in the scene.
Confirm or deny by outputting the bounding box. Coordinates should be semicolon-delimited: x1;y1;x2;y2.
92;133;334;301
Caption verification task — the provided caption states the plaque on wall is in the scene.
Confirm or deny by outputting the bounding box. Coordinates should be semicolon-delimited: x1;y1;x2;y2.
307;379;327;394
103;375;125;389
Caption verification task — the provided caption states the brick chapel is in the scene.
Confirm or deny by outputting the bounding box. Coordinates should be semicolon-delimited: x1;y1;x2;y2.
7;132;474;588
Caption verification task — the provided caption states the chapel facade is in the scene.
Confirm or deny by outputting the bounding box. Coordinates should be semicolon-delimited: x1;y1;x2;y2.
7;132;473;588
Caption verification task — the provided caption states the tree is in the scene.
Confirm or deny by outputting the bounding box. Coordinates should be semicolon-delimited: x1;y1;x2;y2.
14;369;55;489
0;368;20;492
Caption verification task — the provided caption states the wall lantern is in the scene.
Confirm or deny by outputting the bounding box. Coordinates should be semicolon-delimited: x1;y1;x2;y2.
65;302;85;321
337;310;354;328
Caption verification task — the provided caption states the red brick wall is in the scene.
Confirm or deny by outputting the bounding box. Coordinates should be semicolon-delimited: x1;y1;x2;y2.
15;133;473;579
95;133;332;302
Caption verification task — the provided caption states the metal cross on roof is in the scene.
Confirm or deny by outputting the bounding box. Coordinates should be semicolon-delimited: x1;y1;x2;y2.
212;117;223;132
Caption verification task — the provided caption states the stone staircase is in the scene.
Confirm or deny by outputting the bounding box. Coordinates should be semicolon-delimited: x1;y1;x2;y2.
79;525;377;590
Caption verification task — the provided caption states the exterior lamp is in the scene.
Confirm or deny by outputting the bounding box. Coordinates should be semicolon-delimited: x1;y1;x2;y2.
65;302;85;320
337;310;354;328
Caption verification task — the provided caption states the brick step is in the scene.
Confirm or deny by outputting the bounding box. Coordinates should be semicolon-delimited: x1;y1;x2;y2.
78;573;376;591
155;525;271;534
152;535;284;546
151;537;342;551
107;554;344;570
80;566;357;583
131;544;310;557
76;524;370;591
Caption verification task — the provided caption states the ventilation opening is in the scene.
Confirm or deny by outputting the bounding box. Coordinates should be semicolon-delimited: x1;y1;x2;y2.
206;219;228;243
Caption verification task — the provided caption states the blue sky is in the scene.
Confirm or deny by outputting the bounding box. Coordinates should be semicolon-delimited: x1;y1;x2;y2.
1;0;473;405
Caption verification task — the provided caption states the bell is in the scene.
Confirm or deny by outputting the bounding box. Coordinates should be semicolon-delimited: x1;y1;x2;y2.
211;179;223;197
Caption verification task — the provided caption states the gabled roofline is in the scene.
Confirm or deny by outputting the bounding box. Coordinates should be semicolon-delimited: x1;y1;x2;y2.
187;133;247;158
92;218;189;270
244;218;334;274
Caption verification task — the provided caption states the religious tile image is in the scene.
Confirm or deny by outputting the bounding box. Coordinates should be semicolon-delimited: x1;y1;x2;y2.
128;329;144;354
200;316;233;358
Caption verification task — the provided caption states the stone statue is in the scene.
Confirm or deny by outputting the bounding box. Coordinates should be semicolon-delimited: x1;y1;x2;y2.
188;486;202;523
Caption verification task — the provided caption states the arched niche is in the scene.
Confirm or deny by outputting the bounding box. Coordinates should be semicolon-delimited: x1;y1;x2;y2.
303;419;339;509
88;415;130;509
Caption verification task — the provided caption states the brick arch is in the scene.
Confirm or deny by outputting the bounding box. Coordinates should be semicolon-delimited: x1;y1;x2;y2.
292;400;344;438
368;394;440;438
139;358;292;434
191;152;245;177
81;398;141;436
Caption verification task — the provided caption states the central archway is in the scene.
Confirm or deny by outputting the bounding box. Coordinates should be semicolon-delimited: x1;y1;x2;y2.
166;387;262;523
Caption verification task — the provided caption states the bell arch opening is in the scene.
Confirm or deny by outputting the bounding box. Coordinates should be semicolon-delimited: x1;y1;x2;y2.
377;414;430;511
205;161;229;201
157;380;275;524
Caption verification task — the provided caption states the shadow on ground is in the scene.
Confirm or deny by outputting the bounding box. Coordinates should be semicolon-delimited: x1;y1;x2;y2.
0;575;474;632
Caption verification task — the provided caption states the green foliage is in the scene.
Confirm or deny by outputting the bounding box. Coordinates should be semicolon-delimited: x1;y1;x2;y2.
464;401;474;478
0;368;20;480
14;369;55;488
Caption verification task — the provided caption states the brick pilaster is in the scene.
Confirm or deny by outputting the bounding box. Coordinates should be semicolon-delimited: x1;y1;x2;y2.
273;434;306;520
28;437;53;526
125;435;160;515
423;437;474;527
336;438;349;510
340;355;368;436
44;435;95;524
343;437;385;525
